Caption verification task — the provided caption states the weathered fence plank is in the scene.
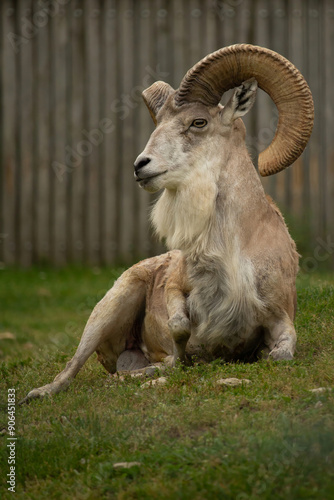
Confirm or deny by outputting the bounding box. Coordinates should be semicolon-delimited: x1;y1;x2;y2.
307;0;322;241
52;5;69;265
17;0;33;267
68;0;85;263
324;0;334;267
34;0;51;263
2;1;18;265
102;0;118;264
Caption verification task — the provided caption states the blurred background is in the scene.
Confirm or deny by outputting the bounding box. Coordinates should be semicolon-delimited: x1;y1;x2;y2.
1;0;333;270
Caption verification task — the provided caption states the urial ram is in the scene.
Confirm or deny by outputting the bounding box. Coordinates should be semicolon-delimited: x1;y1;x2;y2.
21;44;314;403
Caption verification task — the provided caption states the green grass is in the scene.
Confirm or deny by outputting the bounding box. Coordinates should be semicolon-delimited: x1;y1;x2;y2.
0;266;334;499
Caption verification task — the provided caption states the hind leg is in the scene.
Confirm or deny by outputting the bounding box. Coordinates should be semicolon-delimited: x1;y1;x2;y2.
20;267;147;404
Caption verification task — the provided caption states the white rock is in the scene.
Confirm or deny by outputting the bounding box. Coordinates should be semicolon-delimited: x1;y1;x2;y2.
141;376;168;388
216;378;251;387
309;387;332;393
113;462;141;469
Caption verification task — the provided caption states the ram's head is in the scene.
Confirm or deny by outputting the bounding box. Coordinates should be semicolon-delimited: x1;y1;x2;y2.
134;44;314;192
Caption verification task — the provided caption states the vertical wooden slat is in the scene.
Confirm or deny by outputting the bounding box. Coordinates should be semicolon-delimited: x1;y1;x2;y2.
65;2;73;263
68;1;85;263
223;0;236;46
182;0;193;71
236;0;253;43
34;0;51;263
0;2;5;264
324;0;334;267
52;4;69;265
18;0;34;266
300;0;311;234
118;0;136;262
111;0;123;261
306;0;321;239
2;1;18;265
317;0;327;240
84;0;101;264
0;1;3;265
156;0;170;74
214;0;227;50
102;0;118;264
203;0;217;55
172;0;186;87
98;0;106;265
189;0;204;63
13;1;22;266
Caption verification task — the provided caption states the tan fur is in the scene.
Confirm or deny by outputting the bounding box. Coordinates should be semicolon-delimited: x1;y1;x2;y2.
21;72;302;404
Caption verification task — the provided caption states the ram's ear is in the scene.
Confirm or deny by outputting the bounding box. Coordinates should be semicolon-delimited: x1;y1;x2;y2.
220;78;258;126
142;81;175;125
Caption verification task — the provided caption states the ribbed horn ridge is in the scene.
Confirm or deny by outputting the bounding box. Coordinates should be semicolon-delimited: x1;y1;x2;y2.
175;44;314;177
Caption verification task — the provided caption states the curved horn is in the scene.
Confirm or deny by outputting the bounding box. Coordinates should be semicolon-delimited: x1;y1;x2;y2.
175;44;314;177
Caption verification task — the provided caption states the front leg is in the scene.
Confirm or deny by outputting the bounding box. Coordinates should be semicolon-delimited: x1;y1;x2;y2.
166;287;191;365
265;313;296;361
20;265;147;404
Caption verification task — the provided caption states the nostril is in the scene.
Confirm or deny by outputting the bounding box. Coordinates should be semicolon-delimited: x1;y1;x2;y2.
134;156;151;172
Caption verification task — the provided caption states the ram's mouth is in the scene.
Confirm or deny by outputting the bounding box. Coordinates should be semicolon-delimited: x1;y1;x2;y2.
134;171;167;183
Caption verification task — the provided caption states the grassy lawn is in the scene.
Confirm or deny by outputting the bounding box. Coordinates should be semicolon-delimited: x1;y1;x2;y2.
0;265;333;499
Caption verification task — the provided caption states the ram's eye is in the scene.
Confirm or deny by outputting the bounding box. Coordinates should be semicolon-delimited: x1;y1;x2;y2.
191;119;207;128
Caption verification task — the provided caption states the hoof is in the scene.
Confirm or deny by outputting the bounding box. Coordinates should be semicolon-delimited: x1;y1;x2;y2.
19;384;53;405
269;347;294;361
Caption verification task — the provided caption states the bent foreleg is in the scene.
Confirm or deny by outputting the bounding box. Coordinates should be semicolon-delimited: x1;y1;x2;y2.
166;285;191;365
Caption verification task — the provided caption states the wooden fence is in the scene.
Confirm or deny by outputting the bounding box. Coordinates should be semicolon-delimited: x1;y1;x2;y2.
1;0;334;267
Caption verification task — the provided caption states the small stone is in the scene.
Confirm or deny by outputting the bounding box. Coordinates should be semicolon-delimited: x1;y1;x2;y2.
141;377;167;388
113;461;141;469
309;387;332;393
0;332;16;340
216;378;251;387
314;401;323;408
